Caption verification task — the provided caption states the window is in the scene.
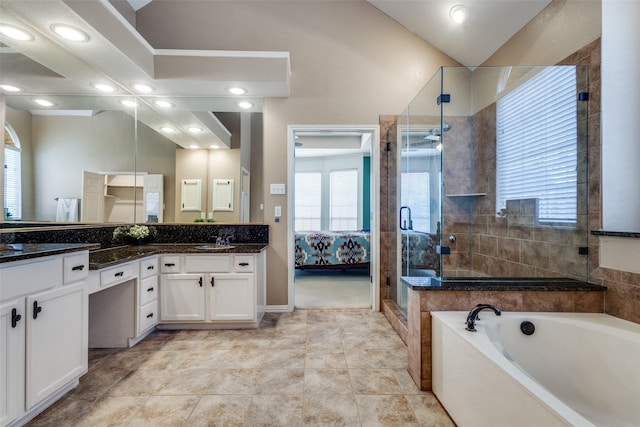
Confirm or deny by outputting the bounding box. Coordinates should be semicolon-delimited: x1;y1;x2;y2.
330;169;358;230
496;66;577;224
294;172;321;230
401;171;430;232
4;126;22;220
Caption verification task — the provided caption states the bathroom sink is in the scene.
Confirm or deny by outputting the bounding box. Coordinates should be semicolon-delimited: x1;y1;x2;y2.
194;245;235;251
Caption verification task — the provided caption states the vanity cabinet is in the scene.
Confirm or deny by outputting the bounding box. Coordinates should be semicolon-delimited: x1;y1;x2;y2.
159;252;265;328
0;252;88;427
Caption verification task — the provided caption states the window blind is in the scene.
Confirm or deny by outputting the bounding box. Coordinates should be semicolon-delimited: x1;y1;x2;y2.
330;169;358;230
401;171;431;232
496;66;577;224
4;146;22;220
294;172;321;230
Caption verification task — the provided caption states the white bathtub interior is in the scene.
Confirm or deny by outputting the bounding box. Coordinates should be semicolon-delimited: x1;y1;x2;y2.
432;311;640;427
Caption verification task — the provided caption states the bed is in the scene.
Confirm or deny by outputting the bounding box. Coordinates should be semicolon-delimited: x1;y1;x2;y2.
295;230;370;270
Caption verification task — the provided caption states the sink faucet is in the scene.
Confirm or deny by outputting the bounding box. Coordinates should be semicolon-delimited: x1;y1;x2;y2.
465;303;501;332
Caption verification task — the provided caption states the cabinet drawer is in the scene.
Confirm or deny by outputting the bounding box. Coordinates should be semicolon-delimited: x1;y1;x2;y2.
63;253;89;284
140;257;158;279
234;256;254;273
139;276;158;306
1;257;61;301
138;300;158;334
160;256;181;273
184;255;230;273
100;262;135;288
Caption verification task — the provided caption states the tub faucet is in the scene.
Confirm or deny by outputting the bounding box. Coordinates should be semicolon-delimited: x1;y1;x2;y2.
465;304;501;332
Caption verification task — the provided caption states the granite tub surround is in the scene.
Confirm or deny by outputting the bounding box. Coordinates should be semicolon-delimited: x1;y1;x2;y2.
406;283;606;391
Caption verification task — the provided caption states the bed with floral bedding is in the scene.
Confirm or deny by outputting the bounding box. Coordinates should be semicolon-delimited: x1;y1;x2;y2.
295;230;370;270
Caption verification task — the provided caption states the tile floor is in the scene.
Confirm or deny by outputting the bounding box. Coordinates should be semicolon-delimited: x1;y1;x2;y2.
27;309;455;426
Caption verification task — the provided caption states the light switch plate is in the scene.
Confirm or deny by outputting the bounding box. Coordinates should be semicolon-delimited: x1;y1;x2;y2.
270;183;286;194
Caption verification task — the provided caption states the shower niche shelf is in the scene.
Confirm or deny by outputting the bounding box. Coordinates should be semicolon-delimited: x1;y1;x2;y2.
446;193;486;198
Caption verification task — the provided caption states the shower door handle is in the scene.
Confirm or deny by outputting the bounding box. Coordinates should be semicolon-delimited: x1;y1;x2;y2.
400;206;413;231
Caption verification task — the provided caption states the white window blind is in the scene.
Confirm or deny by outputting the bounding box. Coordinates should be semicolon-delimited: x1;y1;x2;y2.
4;146;22;220
401;171;430;232
330;169;358;230
295;172;322;230
496;66;577;224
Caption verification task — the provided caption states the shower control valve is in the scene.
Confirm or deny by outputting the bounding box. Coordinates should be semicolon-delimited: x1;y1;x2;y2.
449;235;456;243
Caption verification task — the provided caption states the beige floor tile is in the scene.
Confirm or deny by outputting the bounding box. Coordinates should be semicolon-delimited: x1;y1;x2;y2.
205;368;260;394
256;368;305;394
262;349;307;369
354;394;420;427
305;350;348;369
26;309;455;427
303;393;360;426
349;369;403;394
405;394;457;427
186;395;251;426
246;394;304;427
107;369;174;396
127;395;200;427
156;368;217;395
304;369;353;394
73;396;147;427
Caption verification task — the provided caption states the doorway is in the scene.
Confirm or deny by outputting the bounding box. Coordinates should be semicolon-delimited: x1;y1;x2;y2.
287;125;380;311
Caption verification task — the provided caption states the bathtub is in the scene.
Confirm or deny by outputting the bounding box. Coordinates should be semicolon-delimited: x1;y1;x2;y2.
431;311;640;427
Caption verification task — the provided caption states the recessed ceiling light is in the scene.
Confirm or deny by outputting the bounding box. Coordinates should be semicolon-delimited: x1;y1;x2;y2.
92;83;116;93
188;126;203;133
131;83;154;93
153;100;174;108
33;98;54;107
449;5;467;24
120;99;138;107
0;84;22;92
161;126;176;133
51;24;89;42
238;101;253;109
210;144;220;149
0;25;34;41
227;87;247;95
189;144;200;149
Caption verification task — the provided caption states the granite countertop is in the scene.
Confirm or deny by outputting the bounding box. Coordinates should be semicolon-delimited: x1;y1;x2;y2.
89;243;269;270
0;243;100;264
402;276;607;291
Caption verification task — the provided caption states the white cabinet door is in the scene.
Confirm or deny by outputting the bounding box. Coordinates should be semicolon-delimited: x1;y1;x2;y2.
81;171;105;222
208;273;255;321
160;274;205;321
25;283;87;409
0;301;25;427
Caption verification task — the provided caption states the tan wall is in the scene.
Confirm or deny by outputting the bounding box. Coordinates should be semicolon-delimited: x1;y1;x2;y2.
136;0;459;305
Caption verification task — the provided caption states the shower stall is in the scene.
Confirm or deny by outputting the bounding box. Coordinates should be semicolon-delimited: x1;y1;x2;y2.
385;65;590;315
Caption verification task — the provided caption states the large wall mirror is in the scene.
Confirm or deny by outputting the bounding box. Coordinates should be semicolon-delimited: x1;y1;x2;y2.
0;1;277;228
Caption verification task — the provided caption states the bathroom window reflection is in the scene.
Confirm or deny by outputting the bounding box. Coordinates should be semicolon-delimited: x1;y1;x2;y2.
3;125;22;220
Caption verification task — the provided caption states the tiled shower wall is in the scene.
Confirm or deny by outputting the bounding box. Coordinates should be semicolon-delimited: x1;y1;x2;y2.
442;44;598;281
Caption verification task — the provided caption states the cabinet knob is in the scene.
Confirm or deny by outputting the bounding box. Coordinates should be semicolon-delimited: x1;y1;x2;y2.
115;271;124;277
238;262;249;267
165;263;176;267
11;308;22;328
32;301;43;320
71;265;85;271
147;313;154;319
198;277;203;287
147;265;154;270
211;277;215;287
147;287;155;292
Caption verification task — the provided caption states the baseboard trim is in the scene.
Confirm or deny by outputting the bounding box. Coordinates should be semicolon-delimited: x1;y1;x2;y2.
265;304;292;312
